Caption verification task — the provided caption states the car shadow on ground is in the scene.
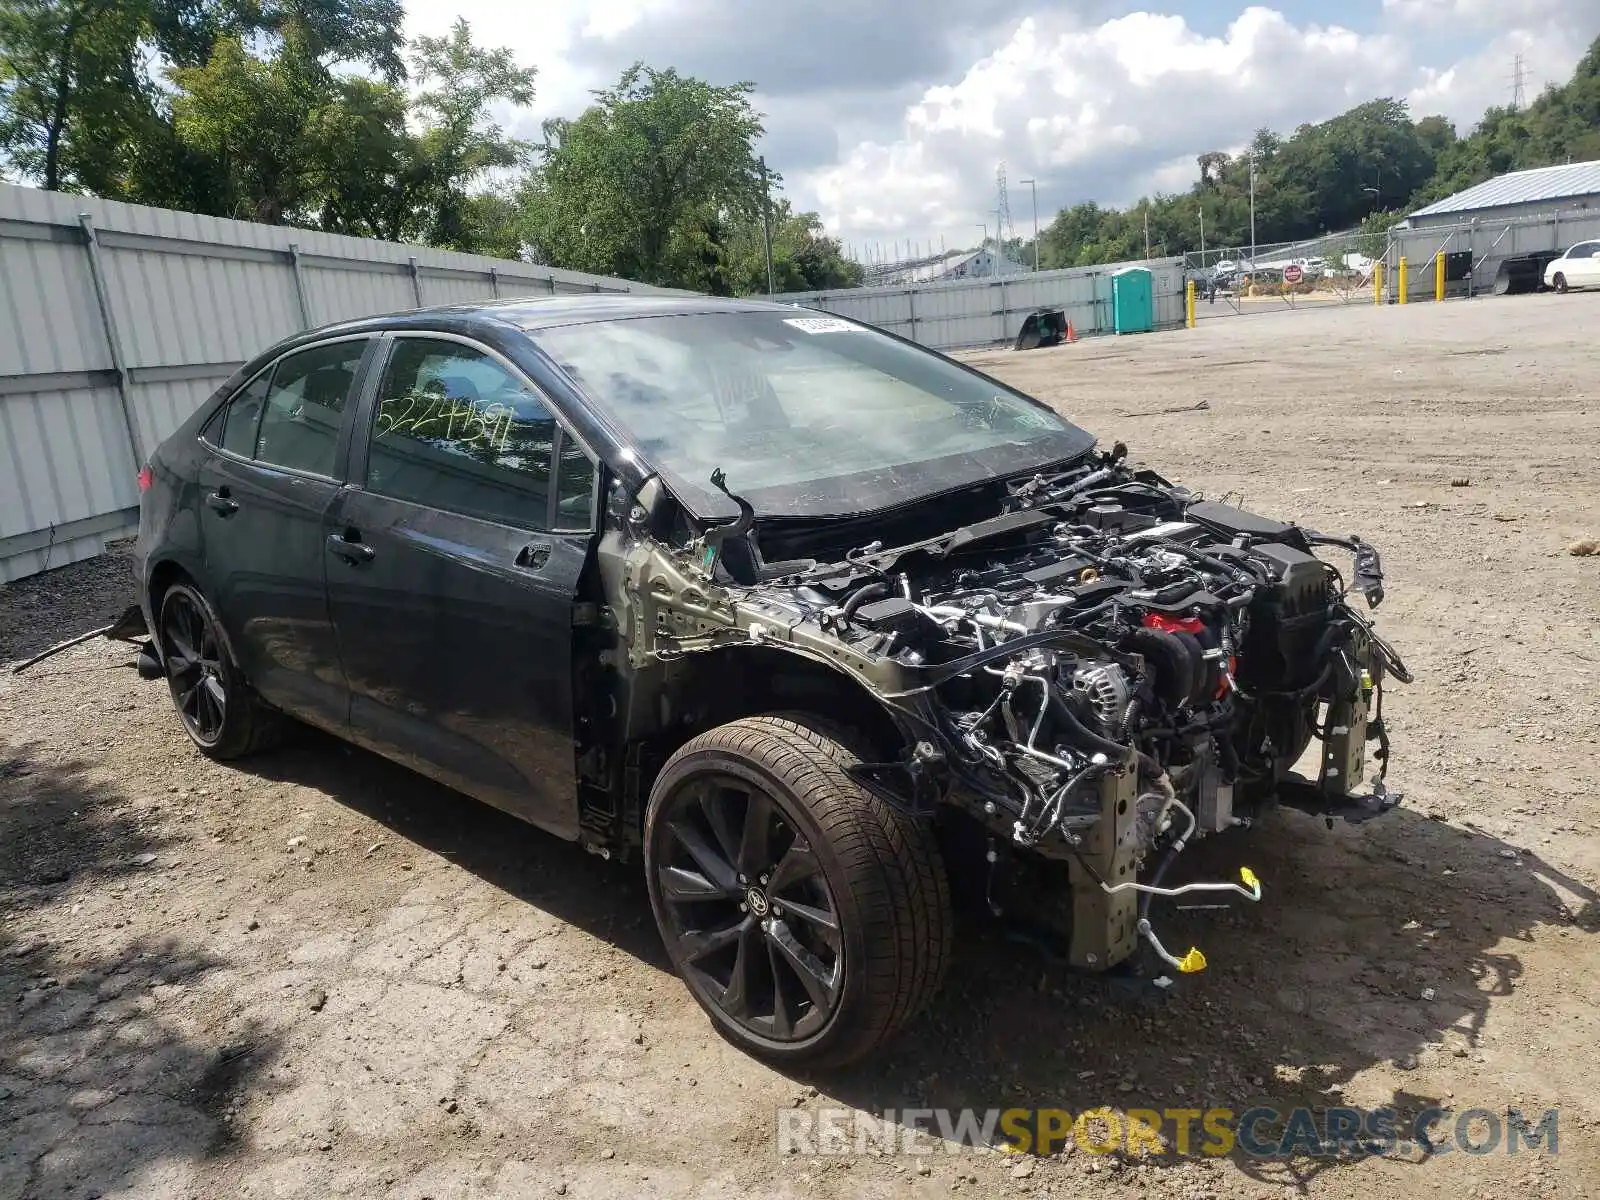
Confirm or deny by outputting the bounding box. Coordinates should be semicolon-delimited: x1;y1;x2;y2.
148;723;1598;1190
820;801;1596;1187
0;737;288;1198
232;724;671;969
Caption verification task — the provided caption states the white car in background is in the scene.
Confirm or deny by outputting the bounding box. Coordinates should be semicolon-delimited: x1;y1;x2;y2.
1544;240;1600;292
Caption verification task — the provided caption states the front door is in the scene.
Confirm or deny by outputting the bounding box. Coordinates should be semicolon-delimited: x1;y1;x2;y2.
324;334;597;837
1574;242;1600;286
197;336;372;729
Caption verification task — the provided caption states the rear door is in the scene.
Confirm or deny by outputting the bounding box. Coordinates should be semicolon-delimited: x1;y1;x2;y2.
197;337;373;728
323;333;598;837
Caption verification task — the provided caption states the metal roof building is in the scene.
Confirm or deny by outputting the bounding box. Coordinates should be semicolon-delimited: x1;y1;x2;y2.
1406;160;1600;227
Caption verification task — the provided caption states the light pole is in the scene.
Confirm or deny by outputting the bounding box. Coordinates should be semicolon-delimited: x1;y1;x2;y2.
1248;152;1257;278
975;223;988;276
1019;177;1039;271
759;156;775;295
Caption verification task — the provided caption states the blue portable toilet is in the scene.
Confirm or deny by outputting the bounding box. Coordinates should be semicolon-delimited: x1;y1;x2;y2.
1111;267;1154;334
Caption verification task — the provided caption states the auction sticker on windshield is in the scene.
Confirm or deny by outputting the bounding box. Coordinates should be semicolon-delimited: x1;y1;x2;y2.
784;317;864;335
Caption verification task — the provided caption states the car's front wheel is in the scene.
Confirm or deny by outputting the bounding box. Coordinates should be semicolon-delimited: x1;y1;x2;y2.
158;581;280;760
644;715;951;1068
1553;271;1568;293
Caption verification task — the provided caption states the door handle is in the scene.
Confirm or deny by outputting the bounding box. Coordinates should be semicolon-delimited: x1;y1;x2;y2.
205;488;239;516
515;542;552;570
326;531;375;565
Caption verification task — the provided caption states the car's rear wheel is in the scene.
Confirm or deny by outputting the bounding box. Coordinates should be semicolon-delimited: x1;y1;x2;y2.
644;714;950;1068
158;582;280;760
1553;272;1568;293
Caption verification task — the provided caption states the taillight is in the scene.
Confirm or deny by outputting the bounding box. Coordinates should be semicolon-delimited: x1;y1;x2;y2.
137;465;153;492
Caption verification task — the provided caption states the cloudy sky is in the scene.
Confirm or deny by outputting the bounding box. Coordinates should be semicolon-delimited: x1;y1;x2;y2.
405;0;1598;256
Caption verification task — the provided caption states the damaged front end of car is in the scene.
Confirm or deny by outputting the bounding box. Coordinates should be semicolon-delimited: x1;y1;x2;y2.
604;443;1411;978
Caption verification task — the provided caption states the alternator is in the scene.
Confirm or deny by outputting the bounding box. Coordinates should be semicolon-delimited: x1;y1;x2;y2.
1072;662;1132;732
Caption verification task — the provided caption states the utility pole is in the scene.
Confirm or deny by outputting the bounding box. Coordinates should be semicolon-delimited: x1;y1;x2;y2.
759;157;775;295
1143;204;1151;259
1020;177;1039;271
1249;152;1258;277
976;224;988;276
1199;205;1206;265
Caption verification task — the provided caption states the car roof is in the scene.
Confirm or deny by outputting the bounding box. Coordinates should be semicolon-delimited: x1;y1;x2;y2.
300;293;807;343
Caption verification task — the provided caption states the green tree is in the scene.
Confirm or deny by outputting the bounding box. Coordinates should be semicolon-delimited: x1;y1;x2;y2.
524;63;768;289
0;0;152;191
163;17;535;246
302;72;418;238
0;0;407;202
723;198;862;294
169;32;336;222
239;0;405;80
407;17;537;251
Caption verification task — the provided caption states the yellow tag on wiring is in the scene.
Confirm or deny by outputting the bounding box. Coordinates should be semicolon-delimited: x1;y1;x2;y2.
1240;867;1260;891
1177;947;1207;973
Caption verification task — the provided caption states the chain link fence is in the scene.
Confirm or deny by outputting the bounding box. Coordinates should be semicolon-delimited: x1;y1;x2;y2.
1183;229;1382;318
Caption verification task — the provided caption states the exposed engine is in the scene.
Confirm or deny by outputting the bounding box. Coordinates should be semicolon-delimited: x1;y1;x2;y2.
627;443;1413;976
701;445;1412;973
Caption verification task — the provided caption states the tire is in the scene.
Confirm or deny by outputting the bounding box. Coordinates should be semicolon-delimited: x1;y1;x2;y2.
157;582;281;760
1553;272;1568;294
644;714;951;1068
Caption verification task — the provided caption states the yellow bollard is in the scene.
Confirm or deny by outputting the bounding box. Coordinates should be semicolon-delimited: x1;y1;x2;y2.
1398;256;1408;305
1435;254;1445;302
1186;280;1196;328
1373;260;1384;305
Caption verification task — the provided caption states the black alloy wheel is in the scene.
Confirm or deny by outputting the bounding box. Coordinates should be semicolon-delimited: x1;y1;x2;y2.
156;582;280;759
161;585;228;747
1553;272;1568;293
653;771;844;1044
645;715;952;1067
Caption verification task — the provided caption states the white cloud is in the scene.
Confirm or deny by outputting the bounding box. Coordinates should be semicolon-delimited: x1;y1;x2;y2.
400;0;1598;251
402;0;670;139
797;8;1410;248
792;1;1597;248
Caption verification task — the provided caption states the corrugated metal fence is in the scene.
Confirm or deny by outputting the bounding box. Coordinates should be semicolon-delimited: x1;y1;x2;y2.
1388;205;1600;296
775;257;1188;351
0;183;681;583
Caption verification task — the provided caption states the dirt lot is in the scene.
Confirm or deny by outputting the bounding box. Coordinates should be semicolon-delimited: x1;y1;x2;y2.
3;293;1599;1200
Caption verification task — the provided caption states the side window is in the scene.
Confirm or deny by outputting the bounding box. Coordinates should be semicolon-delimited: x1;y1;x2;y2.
254;340;366;477
218;371;271;459
1568;243;1597;259
366;338;592;531
554;439;596;532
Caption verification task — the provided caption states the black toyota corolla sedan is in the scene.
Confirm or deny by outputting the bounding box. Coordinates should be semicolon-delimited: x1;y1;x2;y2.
130;295;1407;1066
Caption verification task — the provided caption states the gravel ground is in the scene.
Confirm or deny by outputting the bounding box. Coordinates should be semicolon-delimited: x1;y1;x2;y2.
2;293;1599;1199
0;541;136;666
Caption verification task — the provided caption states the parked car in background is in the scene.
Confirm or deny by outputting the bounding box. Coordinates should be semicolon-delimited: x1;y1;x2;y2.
1544;240;1600;292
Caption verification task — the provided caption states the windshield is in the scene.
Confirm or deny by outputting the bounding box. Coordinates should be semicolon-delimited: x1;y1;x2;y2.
531;311;1095;518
